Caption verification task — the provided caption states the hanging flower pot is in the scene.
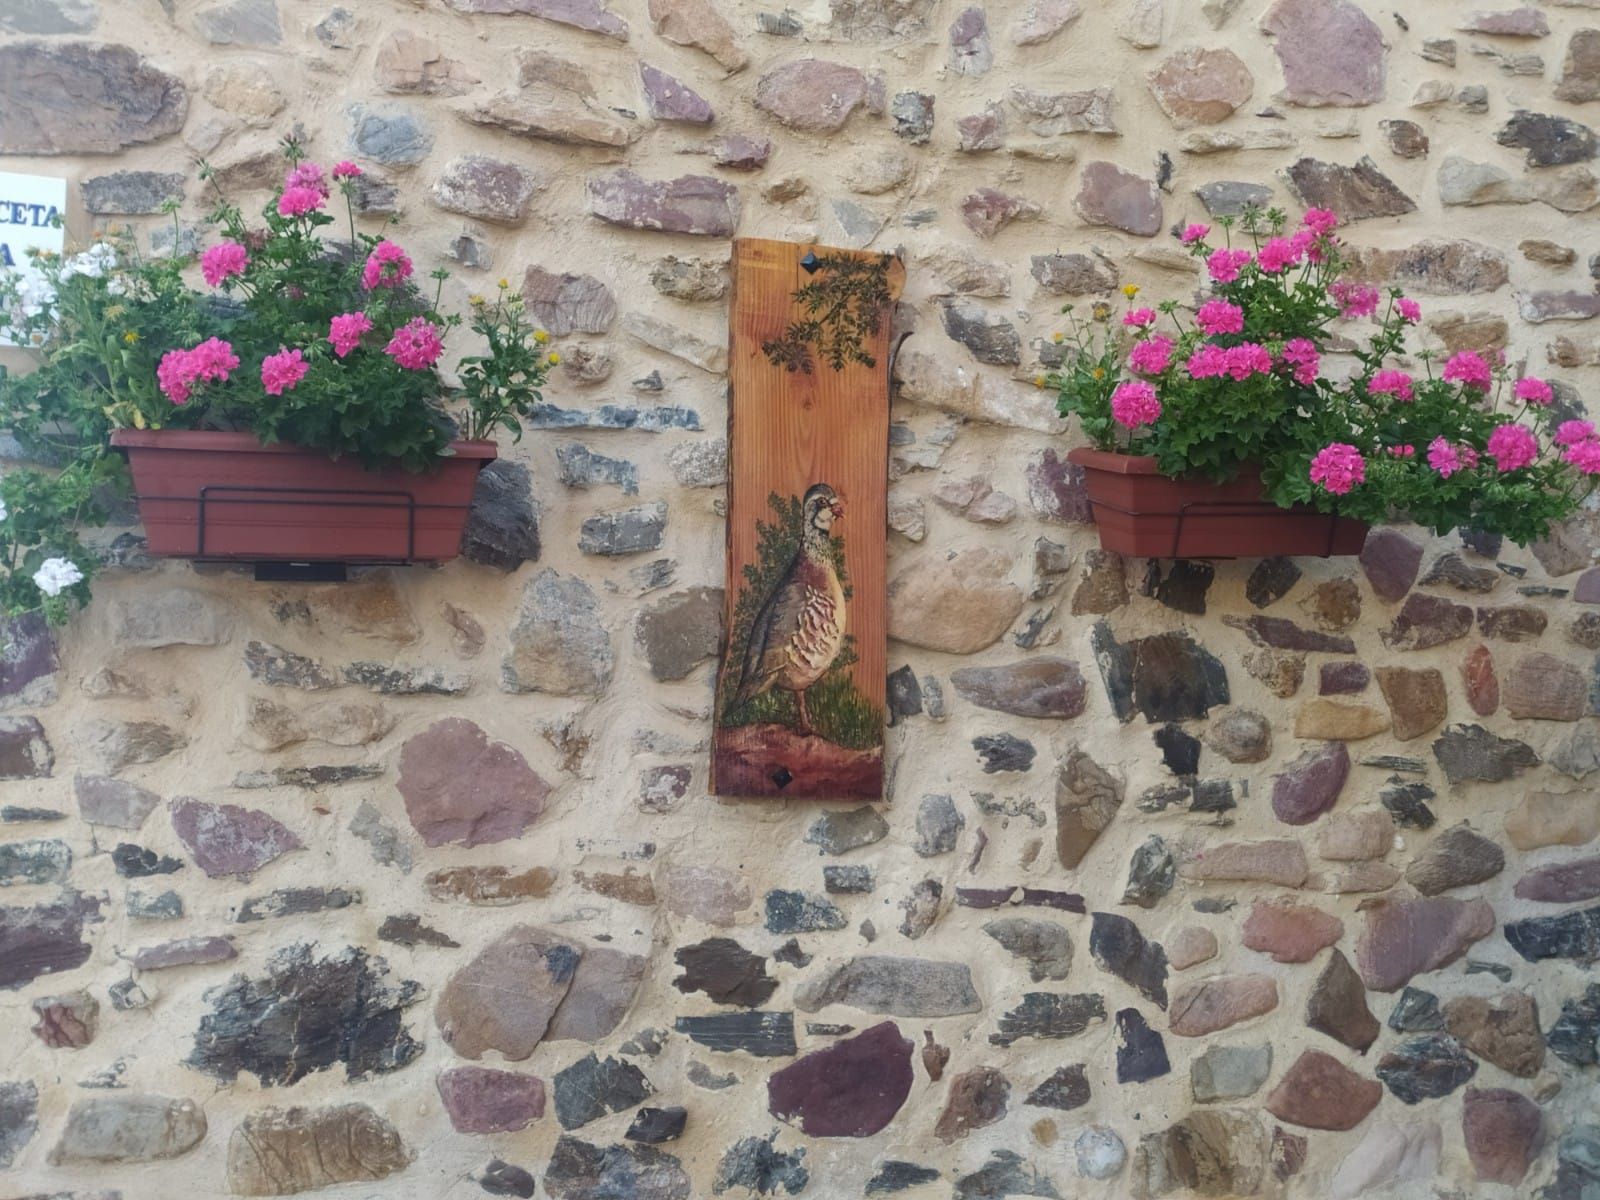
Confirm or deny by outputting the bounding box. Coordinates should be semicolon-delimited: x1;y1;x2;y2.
1068;448;1368;559
111;430;496;564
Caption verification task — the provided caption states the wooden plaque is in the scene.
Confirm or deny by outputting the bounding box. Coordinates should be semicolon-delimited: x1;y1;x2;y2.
711;238;903;800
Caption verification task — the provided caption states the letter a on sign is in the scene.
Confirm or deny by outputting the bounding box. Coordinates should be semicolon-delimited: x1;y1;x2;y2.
713;238;903;800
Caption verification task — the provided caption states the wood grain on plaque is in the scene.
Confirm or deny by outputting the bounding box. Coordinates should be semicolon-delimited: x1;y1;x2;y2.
711;237;903;800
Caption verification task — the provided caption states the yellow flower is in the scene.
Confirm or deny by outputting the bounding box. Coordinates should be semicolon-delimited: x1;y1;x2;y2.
497;277;510;289
122;330;139;344
1033;374;1046;388
533;329;549;343
547;352;561;365
1092;367;1106;380
1122;284;1140;299
1052;331;1064;343
468;293;485;307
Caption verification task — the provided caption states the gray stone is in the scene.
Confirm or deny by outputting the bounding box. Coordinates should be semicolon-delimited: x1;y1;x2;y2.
984;918;1072;982
0;1080;38;1168
805;806;889;855
463;460;541;571
544;1134;691;1199
432;156;541;224
650;257;728;302
554;1053;655;1130
1285;157;1417;221
1074;161;1162;235
1191;1043;1272;1102
0;0;96;33
579;502;667;556
914;793;964;856
635;587;721;681
0;838;71;887
194;0;281;44
0;42;188;155
891;90;935;142
1195;180;1273;216
74;775;159;830
795;956;982;1016
347;103;432;165
764;889;845;933
1497;110;1598;167
81;170;183;215
243;641;338;690
108;588;230;648
125;936;236;970
503;569;613;696
1433;723;1539;784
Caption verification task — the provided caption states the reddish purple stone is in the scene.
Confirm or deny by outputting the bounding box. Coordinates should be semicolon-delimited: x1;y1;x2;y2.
767;1021;913;1137
1515;856;1600;903
1026;450;1093;523
1319;662;1370;694
587;170;740;236
438;1066;546;1133
0;612;56;701
1576;567;1600;605
1271;741;1350;825
170;798;302;878
712;135;772;170
1360;528;1423;603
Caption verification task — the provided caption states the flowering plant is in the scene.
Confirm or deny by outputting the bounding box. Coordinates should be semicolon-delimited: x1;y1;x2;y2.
1046;207;1593;545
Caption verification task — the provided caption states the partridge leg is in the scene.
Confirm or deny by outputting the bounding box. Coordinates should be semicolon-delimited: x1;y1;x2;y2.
796;689;814;737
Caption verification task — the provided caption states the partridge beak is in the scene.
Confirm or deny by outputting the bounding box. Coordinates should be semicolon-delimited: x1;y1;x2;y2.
830;499;845;520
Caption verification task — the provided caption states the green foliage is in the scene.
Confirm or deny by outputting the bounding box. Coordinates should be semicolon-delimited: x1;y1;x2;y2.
762;253;893;373
0;464;104;623
716;491;879;748
456;281;555;443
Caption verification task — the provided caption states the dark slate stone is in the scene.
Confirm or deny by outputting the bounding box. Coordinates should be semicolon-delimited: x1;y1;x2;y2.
1362;754;1429;773
0;715;52;779
1196;180;1274;217
1025;1063;1091;1111
579;503;667;556
0;1078;38;1169
1421;552;1499;593
461;460;541;570
235;886;361;923
1144;559;1214;615
0;806;64;823
480;1158;537;1198
1376;1033;1478;1104
1433;724;1539;784
868;1161;942;1193
1223;614;1355;654
1546;983;1600;1067
804;806;888;855
823;865;874;894
1246;557;1301;608
1154;724;1201;776
234;764;383;789
1496;110;1599;167
109;975;151;1010
953;1150;1061;1200
1546;1127;1600;1200
973;733;1035;773
244;640;337;689
1320;661;1371;694
543;1135;691;1199
377;913;459;948
1465;959;1513;982
1460;527;1503;558
0;838;70;886
1505;905;1600;963
764;890;846;934
626;1106;687;1144
772;939;811;967
887;665;923;725
890;91;935;143
991;993;1107;1047
1284;156;1417;221
1388;987;1446;1033
529;402;701;432
941;301;1021;365
674;938;776;1007
0;611;56;702
187;943;422;1085
1092;623;1230;724
913;793;964;856
1382;593;1474;651
766;1021;914;1138
1021;888;1087;912
1115;1009;1169;1083
129;888;184;921
674;1011;797;1057
1122;836;1176;909
0;891;101;990
713;1131;809;1195
554;1054;656;1130
1380;779;1437;829
1089;912;1167;1007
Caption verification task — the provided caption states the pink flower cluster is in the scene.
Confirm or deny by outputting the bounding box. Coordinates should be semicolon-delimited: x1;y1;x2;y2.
1514;376;1554;407
1280;338;1319;387
1487;423;1538;472
1427;437;1479;478
284;162;330;197
332;161;363;180
1442;350;1493;391
1195;299;1243;336
327;311;374;358
1396;297;1421;323
1186;341;1272;381
201;241;249;288
1369;369;1415;402
1180;223;1210;245
157;337;240;406
1330;281;1379;320
1310;443;1366;495
1255;236;1301;274
362;240;413;290
278;186;325;218
1302;208;1339;236
1128;335;1174;376
261;347;309;396
1110;380;1161;429
1206;248;1252;284
384;316;443;370
1123;307;1157;328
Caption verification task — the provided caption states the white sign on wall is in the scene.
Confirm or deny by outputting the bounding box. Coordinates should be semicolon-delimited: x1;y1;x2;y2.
0;171;67;347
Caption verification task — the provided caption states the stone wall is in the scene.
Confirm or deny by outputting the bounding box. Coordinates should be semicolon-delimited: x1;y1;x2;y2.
3;0;1600;1196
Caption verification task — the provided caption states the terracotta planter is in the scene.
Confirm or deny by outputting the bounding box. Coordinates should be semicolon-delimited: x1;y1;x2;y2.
1067;447;1368;559
111;430;496;564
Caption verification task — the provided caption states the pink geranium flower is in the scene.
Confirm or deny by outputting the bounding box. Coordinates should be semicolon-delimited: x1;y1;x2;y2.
362;240;413;290
1427;437;1472;478
284;162;329;197
331;161;363;180
384;316;443;370
1180;223;1210;245
201;241;248;287
260;347;309;396
1110;380;1161;429
1128;335;1174;376
277;186;324;218
1185;343;1229;379
1556;419;1595;447
1255;237;1301;274
1302;208;1339;236
1280;338;1320;386
1206;248;1252;284
1310;443;1366;494
1223;342;1273;380
1387;444;1416;458
1514;376;1555;407
156;337;240;405
1487;423;1538;472
1196;299;1244;336
1396;297;1421;323
1443;350;1493;391
1330;281;1380;319
1564;439;1600;475
1123;307;1157;328
1369;369;1415;402
327;311;374;358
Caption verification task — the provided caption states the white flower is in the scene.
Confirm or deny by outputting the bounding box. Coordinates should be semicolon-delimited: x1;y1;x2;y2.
32;557;83;597
0;498;7;522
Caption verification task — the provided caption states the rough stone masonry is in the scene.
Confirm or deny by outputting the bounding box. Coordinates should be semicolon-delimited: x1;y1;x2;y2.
3;0;1600;1196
